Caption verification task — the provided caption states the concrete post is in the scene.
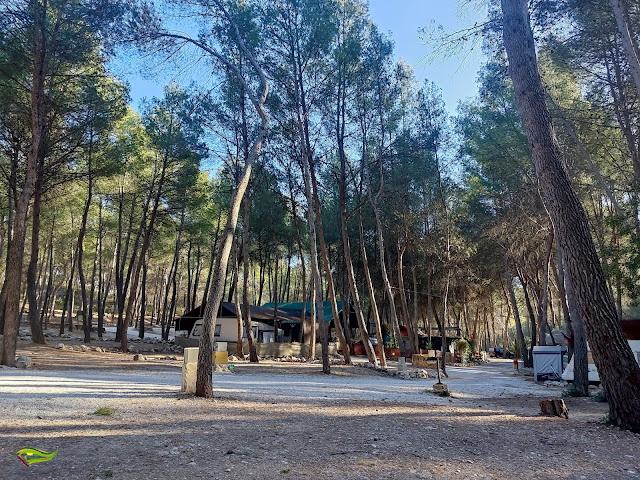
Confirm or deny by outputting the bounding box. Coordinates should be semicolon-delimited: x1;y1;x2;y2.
398;357;407;373
181;347;198;393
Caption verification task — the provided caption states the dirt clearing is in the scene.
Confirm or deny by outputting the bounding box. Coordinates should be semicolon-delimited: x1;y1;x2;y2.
0;343;638;480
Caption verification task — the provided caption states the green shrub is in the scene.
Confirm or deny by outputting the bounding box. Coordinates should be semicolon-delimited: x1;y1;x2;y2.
562;384;588;397
598;413;611;425
94;407;114;416
591;389;607;403
453;339;469;354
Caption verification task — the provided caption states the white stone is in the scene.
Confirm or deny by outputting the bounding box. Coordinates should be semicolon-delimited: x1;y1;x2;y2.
16;355;32;369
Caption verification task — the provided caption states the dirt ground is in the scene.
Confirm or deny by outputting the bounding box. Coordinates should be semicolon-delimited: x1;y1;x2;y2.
1;338;639;480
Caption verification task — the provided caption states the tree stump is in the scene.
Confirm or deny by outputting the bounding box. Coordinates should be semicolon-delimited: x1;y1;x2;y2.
539;399;569;419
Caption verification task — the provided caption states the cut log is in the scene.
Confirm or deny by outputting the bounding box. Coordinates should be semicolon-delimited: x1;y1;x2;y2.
540;399;569;419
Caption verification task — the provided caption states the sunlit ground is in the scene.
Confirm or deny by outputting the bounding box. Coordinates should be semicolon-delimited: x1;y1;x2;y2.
0;350;638;479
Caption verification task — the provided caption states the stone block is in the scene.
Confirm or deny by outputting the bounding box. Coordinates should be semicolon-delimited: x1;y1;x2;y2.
183;347;199;365
433;383;448;393
181;362;197;393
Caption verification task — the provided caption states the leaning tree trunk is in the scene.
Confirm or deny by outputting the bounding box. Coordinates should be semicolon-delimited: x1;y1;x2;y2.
197;142;263;396
561;245;589;396
610;0;640;96
300;150;329;373
338;167;376;365
153;0;272;398
121;157;167;352
358;214;385;367
504;254;529;366
502;0;640;431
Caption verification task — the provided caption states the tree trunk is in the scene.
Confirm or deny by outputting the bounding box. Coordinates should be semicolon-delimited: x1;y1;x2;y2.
203;211;222;306
288;171;307;343
27;179;45;344
139;260;147;339
88;201;101;338
191;244;201;312
560;244;589;396
79;172;94;344
2;4;48;365
358;214;385;366
233;239;245;360
537;228;554;346
121;156;168;352
504;254;529;365
312;168;350;365
241;194;258;362
40;213;55;330
610;0;640;95
502;0;640;431
397;243;416;355
339;168;376;366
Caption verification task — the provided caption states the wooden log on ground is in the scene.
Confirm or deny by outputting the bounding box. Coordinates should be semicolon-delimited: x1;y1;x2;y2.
539;398;569;419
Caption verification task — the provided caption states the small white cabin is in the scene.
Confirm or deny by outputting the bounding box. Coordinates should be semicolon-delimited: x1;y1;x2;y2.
174;302;301;348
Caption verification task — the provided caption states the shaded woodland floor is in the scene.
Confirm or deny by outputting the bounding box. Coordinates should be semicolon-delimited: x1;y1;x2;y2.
0;342;639;480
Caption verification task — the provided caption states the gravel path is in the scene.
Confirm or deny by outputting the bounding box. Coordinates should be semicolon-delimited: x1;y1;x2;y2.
0;359;555;405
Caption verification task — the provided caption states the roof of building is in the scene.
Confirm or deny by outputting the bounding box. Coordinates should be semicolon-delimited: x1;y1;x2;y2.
262;301;345;324
174;302;299;332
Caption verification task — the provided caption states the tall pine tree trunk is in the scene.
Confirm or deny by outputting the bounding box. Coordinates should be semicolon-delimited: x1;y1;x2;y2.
610;0;640;95
504;254;529;365
502;0;640;431
241;195;258;362
27;178;45;344
2;5;48;364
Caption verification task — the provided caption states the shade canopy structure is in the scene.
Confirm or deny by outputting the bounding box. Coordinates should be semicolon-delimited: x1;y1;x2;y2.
262;301;357;328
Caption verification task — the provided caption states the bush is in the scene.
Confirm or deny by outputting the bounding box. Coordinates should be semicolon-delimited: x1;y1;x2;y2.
453;339;469;354
467;339;477;353
94;407;114;416
562;384;588;397
591;389;607;403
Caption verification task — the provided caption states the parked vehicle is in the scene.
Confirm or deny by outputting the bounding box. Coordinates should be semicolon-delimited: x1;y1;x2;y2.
492;346;514;358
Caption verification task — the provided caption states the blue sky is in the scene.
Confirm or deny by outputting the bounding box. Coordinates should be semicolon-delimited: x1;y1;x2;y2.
116;1;487;115
368;0;486;114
